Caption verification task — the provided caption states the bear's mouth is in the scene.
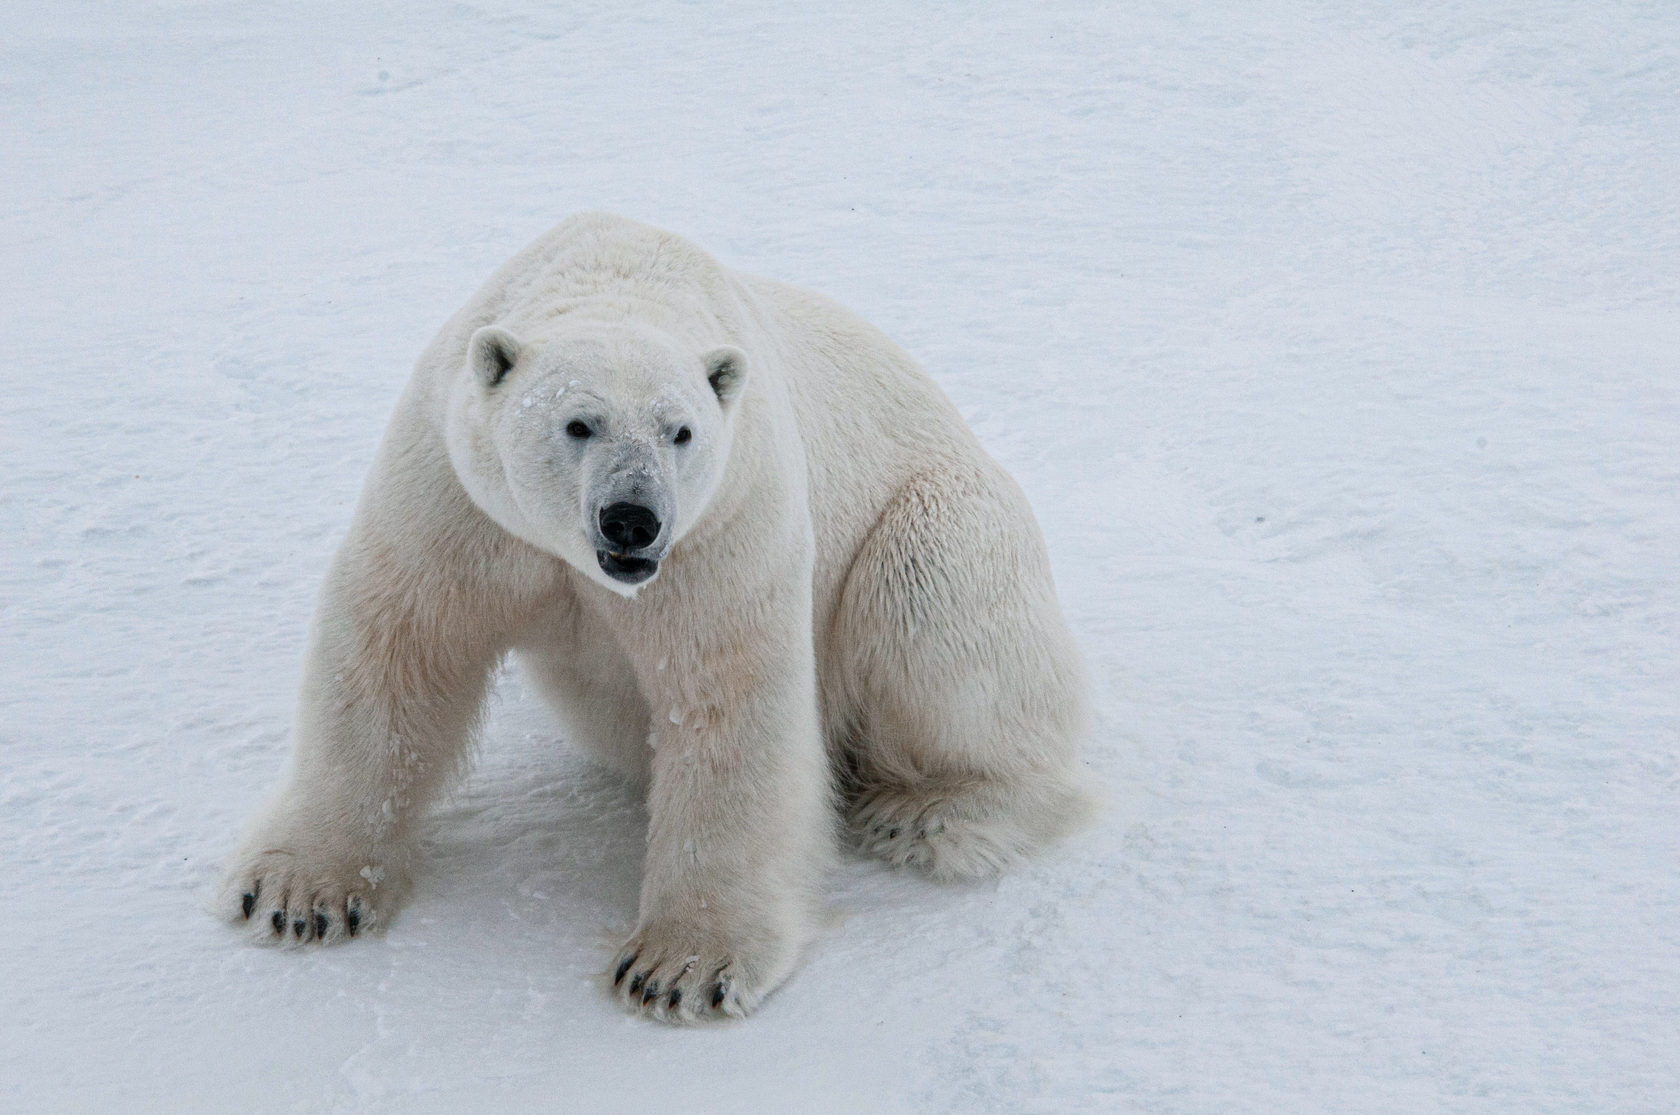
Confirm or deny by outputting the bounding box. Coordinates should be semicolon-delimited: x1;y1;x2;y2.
597;549;659;584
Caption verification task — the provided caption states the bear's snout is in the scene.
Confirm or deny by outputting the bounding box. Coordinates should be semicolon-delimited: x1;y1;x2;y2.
593;497;668;587
599;502;661;552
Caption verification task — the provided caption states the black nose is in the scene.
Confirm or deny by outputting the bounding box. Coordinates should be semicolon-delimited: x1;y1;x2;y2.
599;502;661;551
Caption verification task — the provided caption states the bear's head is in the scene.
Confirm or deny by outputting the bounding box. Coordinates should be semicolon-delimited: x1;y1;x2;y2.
443;321;748;596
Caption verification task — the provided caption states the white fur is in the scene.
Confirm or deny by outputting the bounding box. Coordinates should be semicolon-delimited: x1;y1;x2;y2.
218;214;1097;1021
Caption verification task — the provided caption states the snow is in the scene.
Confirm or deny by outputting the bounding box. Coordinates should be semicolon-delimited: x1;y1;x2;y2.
3;2;1677;1111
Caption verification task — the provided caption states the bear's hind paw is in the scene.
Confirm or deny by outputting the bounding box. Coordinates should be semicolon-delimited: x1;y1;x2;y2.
849;787;1024;880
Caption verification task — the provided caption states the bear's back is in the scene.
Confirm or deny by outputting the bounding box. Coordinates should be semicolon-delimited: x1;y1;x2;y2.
733;271;996;632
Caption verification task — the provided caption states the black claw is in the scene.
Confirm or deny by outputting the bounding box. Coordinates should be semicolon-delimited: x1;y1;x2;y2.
314;912;328;939
614;956;636;985
241;892;255;919
346;905;360;936
668;988;682;1010
641;980;660;1005
711;982;726;1009
628;972;645;995
292;918;306;940
271;910;285;934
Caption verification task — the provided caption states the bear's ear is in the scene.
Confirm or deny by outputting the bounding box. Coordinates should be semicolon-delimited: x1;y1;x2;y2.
703;345;748;407
467;325;523;388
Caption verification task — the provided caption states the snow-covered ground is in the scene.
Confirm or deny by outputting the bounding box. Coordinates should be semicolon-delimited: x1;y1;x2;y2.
3;2;1677;1111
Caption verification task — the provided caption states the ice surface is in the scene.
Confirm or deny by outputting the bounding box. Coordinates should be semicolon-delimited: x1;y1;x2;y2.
2;2;1676;1112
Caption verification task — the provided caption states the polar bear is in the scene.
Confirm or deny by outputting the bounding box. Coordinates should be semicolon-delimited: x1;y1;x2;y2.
218;213;1096;1020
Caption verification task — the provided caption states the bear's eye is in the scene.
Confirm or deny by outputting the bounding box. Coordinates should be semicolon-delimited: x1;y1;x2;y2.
565;420;592;439
674;426;692;445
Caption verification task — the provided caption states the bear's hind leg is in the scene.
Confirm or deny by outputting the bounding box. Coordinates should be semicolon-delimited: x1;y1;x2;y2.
833;464;1098;879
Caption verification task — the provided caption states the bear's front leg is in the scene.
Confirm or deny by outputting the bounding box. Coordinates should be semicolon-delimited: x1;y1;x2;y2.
611;610;832;1021
218;475;548;945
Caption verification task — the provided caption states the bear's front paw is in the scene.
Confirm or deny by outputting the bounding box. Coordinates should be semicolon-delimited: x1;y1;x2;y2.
217;840;408;946
610;921;778;1023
